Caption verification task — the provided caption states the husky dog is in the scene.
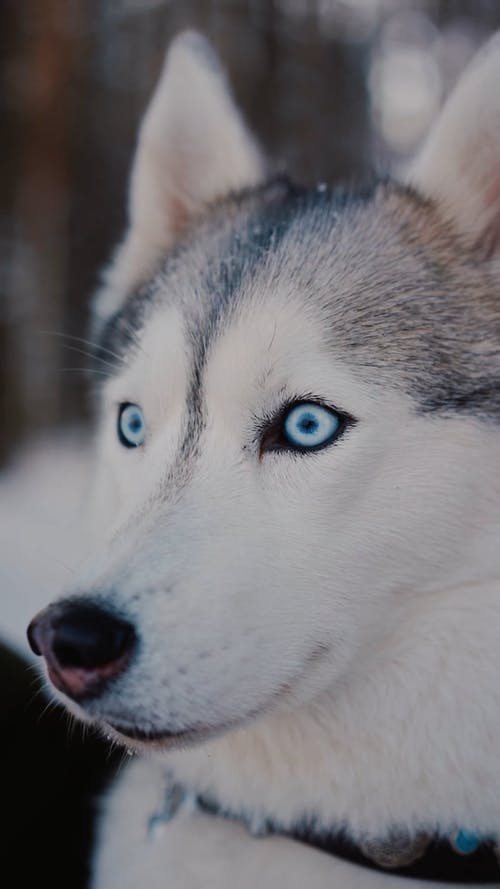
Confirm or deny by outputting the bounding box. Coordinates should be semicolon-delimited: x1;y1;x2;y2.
28;31;500;889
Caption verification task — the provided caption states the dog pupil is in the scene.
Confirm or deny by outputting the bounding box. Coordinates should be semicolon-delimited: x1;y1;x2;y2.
300;416;317;432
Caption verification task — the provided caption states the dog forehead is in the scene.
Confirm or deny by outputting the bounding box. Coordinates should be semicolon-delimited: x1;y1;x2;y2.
98;178;406;378
100;178;500;422
139;181;380;363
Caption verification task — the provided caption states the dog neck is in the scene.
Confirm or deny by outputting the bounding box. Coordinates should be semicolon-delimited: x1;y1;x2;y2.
164;576;500;873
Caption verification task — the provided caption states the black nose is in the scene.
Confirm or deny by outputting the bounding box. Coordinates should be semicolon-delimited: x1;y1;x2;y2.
27;601;136;701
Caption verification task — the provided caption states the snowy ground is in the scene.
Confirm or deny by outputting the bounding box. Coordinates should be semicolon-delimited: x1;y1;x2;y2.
0;430;92;659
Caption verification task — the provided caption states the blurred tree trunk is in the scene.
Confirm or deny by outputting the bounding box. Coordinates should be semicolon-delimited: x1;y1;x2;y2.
4;0;82;453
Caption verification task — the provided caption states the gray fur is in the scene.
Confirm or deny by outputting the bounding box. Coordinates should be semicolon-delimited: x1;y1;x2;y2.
94;177;500;423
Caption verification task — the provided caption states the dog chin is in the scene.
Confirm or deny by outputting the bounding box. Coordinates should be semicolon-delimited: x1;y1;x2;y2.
81;658;326;752
100;695;280;751
100;717;240;752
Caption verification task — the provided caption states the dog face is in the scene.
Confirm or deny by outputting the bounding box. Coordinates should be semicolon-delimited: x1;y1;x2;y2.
29;33;500;754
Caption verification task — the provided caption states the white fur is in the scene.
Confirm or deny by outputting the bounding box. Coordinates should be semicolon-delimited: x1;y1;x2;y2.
30;31;500;889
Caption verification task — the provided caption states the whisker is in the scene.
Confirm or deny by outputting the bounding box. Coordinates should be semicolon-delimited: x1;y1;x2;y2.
113;317;147;357
40;330;127;366
58;367;112;377
59;344;119;372
52;557;75;575
37;696;60;724
27;682;46;701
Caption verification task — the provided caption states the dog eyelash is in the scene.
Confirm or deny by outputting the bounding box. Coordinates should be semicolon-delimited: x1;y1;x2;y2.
255;397;355;457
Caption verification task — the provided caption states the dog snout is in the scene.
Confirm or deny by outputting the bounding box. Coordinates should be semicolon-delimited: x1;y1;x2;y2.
27;600;136;701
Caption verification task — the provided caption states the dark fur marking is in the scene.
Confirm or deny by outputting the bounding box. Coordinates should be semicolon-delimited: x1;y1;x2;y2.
196;794;500;883
93;176;500;425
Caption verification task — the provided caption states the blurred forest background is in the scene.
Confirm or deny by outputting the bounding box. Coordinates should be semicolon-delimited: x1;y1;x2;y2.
2;0;500;467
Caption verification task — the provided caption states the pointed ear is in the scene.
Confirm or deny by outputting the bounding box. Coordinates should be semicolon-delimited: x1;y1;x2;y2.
405;32;500;254
95;31;266;325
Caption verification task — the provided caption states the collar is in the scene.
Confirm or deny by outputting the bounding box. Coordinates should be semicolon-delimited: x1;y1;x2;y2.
147;784;500;883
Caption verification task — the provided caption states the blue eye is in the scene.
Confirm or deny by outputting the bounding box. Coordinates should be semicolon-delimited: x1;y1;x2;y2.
283;402;341;451
118;403;145;448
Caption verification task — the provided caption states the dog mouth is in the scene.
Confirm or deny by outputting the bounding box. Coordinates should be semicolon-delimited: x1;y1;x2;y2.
104;719;230;750
99;644;333;749
102;700;276;750
109;722;196;743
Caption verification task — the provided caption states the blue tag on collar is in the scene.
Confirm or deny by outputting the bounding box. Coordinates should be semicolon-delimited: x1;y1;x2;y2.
450;829;482;855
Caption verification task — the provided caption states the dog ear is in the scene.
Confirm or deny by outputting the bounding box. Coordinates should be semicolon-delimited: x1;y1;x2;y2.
406;32;500;255
95;31;266;327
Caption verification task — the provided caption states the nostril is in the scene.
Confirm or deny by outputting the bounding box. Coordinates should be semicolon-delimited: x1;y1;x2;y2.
51;604;136;671
27;618;43;656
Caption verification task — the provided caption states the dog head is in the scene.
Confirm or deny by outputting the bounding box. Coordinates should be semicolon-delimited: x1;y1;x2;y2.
28;33;500;767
